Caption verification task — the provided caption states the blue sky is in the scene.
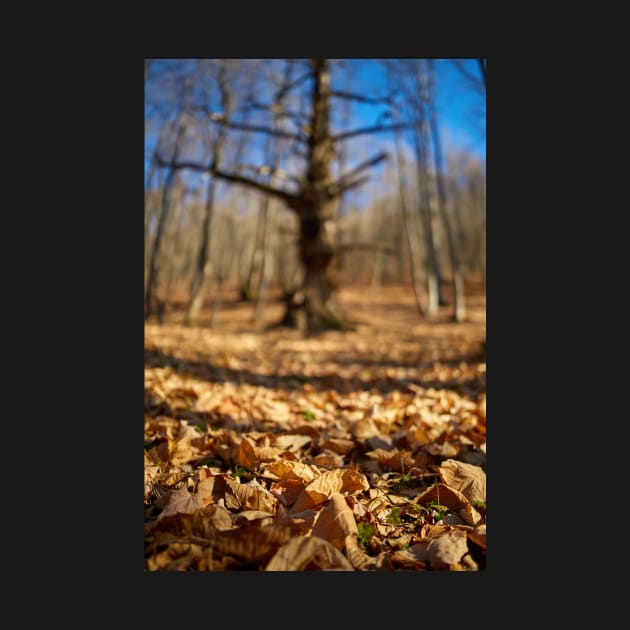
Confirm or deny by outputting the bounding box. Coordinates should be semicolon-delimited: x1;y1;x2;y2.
145;59;485;204
346;59;485;159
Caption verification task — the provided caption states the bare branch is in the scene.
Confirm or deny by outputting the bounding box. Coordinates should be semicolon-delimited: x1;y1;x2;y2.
213;117;303;142
233;163;302;184
451;59;485;91
275;69;312;101
327;152;387;196
330;90;393;106
154;154;299;206
331;175;372;196
248;101;308;124
332;123;407;143
192;105;303;142
478;58;486;88
212;168;299;204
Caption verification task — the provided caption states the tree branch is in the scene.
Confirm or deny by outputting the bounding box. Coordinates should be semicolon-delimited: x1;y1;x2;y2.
327;152;387;196
193;106;304;142
212;117;303;142
332;123;407;142
154;154;300;205
330;175;372;196
451;59;485;91
330;90;393;106
275;69;312;101
248;101;308;124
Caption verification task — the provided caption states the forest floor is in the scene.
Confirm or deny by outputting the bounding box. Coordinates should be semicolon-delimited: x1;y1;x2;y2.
144;280;486;571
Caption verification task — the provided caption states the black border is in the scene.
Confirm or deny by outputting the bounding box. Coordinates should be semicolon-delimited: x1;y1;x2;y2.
63;46;560;617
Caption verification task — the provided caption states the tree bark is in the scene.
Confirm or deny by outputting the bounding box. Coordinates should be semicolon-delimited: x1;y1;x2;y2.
280;59;354;331
427;60;466;322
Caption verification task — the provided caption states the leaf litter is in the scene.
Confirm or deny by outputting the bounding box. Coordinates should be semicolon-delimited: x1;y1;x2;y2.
144;285;486;571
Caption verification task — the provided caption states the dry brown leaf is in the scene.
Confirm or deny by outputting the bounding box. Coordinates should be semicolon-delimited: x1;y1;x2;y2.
350;417;380;440
426;527;469;570
196;475;228;506
262;459;321;483
311;493;358;549
269;479;306;507
145;415;181;440
306;451;345;468
439;459;486;504
415;483;482;526
203;522;295;564
148;503;233;539
238;436;282;469
273;434;312;452
364;448;417;472
146;542;206;571
290;468;370;513
157;485;204;521
406;423;432;447
466;523;487;549
423;442;459;458
265;536;354;571
389;548;429;570
233;510;275;526
224;478;278;513
319;437;355;455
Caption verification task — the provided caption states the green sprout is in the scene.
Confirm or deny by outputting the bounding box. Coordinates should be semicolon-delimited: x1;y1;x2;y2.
426;500;448;522
474;499;486;511
194;421;207;433
357;522;375;547
391;473;413;493
303;409;316;421
386;507;402;525
232;465;247;480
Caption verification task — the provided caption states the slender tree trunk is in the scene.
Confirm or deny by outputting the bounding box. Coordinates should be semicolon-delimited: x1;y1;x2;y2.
390;102;426;318
145;119;187;320
252;200;274;325
241;190;266;301
162;182;187;311
184;176;217;323
184;61;234;325
407;68;440;315
209;215;235;328
145;166;176;320
427;60;466;321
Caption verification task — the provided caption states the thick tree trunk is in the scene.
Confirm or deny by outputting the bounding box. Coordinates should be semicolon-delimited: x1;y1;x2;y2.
279;59;355;331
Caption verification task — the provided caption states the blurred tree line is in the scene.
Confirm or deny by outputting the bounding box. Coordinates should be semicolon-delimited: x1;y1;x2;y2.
144;59;485;330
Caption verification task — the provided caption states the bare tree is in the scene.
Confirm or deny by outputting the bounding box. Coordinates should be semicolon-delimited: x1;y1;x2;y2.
157;59;403;331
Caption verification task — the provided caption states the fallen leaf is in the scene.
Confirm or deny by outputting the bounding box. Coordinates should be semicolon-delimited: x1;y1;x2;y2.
439;459;486;504
290;468;369;513
311;493;358;549
265;536;354;571
426;527;469;570
157;485;204;521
